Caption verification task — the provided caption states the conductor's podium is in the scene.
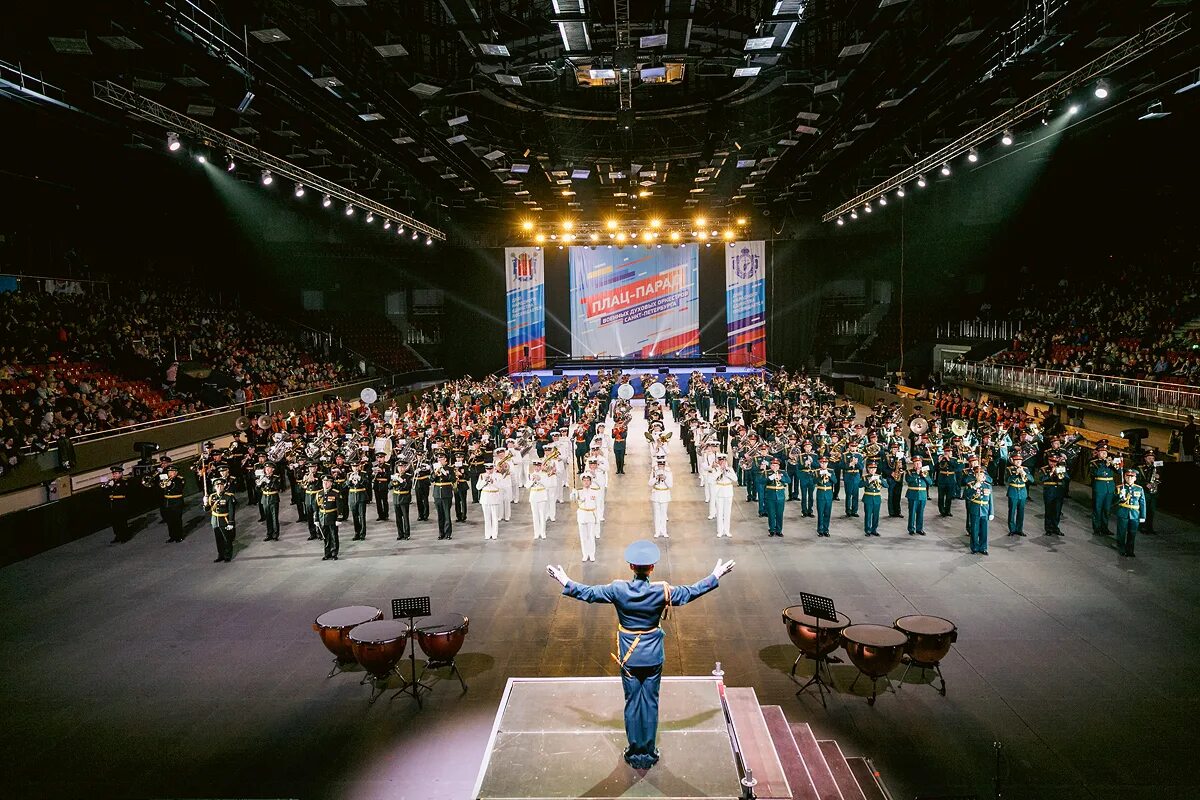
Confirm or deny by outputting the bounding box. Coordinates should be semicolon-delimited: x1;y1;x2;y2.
472;676;889;800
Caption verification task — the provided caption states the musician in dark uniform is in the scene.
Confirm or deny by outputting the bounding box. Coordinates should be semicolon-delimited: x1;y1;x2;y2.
245;449;266;517
453;456;470;522
316;476;341;560
258;462;283;541
1136;449;1161;534
547;541;735;770
286;455;306;522
302;463;322;540
159;465;186;543
106;466;132;543
414;458;432;521
612;422;627;474
431;453;456;539
390;462;413;540
1039;452;1069;536
372;452;392;521
206;477;237;562
347;463;370;540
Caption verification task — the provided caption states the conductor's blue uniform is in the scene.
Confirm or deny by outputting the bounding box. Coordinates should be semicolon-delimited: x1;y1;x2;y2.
562;572;721;769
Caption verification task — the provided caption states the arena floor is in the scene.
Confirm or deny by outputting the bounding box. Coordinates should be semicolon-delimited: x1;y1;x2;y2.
2;407;1198;800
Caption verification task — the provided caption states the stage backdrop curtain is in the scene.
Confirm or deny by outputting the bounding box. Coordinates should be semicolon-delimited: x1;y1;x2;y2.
504;247;546;372
725;241;766;366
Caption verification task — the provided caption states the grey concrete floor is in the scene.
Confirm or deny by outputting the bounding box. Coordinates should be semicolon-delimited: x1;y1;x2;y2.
1;406;1198;800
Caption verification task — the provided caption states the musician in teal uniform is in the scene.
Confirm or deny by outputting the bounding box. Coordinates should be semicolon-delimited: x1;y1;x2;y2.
905;457;934;535
1038;453;1069;536
814;456;836;536
934;445;962;517
1004;452;1032;537
1088;444;1118;535
1114;468;1146;557
965;465;994;555
797;444;818;517
841;442;864;517
547;541;735;770
861;461;883;536
763;458;788;537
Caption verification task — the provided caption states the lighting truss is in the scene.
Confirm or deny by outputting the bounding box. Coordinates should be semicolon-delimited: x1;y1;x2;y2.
519;217;749;240
822;13;1191;222
93;80;446;240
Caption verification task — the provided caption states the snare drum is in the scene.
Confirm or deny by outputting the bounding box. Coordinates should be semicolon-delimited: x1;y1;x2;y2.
349;620;411;680
313;605;383;664
415;613;469;663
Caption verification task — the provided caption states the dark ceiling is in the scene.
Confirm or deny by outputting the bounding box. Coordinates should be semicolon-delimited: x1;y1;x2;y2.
3;0;1196;235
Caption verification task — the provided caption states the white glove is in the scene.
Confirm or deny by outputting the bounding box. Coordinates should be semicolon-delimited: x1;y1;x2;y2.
546;564;569;587
711;558;736;580
1139;519;1146;523
226;525;234;531
989;515;994;521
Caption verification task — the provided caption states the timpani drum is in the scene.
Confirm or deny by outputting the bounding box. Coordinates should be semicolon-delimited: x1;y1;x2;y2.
894;614;957;695
782;606;851;661
313;605;382;674
349;620;411;679
414;613;470;692
841;624;909;705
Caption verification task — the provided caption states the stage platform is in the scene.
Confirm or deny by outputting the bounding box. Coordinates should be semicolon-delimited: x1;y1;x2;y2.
510;366;763;395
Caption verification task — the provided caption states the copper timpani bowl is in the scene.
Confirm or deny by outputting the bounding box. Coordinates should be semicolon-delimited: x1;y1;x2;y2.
782;606;851;659
313;605;383;664
894;615;957;665
841;624;909;679
348;620;412;680
415;613;469;662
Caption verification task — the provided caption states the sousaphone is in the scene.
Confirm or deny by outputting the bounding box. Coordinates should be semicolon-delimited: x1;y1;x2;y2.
950;419;969;437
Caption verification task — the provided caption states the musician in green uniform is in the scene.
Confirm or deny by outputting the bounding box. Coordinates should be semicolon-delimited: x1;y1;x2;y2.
763;458;787;537
1114;468;1146;557
316;476;341;560
206;478;238;563
1087;444;1118;536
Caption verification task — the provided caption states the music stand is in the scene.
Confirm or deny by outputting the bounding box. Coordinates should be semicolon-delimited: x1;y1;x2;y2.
795;592;838;709
390;596;432;707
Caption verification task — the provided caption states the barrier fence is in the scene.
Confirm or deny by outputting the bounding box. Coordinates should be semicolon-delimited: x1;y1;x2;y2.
943;360;1200;421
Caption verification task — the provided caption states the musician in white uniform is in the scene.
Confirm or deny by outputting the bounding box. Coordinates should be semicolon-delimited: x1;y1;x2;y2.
584;458;608;526
494;447;514;520
700;440;718;518
542;457;560;521
570;473;600;562
476;462;503;540
712;454;737;538
525;459;550;540
649;458;673;538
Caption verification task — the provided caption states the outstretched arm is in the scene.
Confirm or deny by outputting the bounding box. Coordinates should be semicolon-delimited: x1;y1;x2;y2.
668;559;735;606
546;565;615;604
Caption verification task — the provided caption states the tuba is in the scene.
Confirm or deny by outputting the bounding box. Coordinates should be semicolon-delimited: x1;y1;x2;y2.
909;417;929;435
950;419;969;437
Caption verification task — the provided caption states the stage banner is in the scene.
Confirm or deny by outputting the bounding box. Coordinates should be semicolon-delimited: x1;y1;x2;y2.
725;241;766;366
504;246;546;372
569;245;700;358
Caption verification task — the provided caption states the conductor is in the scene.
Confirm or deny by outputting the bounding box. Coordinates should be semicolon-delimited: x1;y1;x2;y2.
547;540;735;769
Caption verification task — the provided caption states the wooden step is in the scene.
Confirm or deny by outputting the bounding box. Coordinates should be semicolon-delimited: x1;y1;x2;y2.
788;723;843;800
818;740;868;800
845;757;888;800
760;705;819;800
724;687;791;800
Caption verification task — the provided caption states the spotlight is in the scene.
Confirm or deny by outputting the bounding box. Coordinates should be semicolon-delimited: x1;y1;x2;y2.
365;212;374;223
630;232;640;240
1095;80;1109;99
940;163;951;176
723;229;734;239
606;219;618;230
916;174;926;188
896;186;905;198
878;195;887;206
850;210;858;219
322;194;332;207
535;233;546;243
736;217;747;225
697;231;708;240
345;204;355;216
649;218;662;228
294;183;305;197
426;237;432;246
967;148;979;163
705;243;711;248
167;132;181;152
836;217;844;226
1001;130;1013;146
196;154;206;164
616;232;626;242
562;220;574;231
412;231;419;240
521;220;534;231
589;232;599;242
549;233;557;240
609;232;616;239
261;169;273;185
1041;112;1050;126
864;202;872;214
1068;104;1080;116
383;220;391;230
656;244;662;249
563;233;573;242
396;226;404;235
225;156;235;172
695;216;707;226
669;231;680;241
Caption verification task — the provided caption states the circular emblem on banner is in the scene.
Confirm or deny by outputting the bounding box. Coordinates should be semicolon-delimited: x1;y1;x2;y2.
733;247;759;279
511;251;537;283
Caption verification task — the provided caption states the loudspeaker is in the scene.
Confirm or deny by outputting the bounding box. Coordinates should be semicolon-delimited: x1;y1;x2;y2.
658;367;669;374
553;369;563;376
716;366;727;373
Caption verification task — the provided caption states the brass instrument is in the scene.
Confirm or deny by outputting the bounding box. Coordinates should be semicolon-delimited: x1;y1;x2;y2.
909;417;929;435
256;415;272;431
234;415;252;431
267;437;293;462
950;419;969;437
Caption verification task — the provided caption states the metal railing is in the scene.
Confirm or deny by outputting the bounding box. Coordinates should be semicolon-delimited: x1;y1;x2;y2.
943;360;1200;421
936;320;1021;341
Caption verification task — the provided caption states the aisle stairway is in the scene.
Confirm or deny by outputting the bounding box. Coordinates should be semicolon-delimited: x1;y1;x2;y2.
724;686;890;800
